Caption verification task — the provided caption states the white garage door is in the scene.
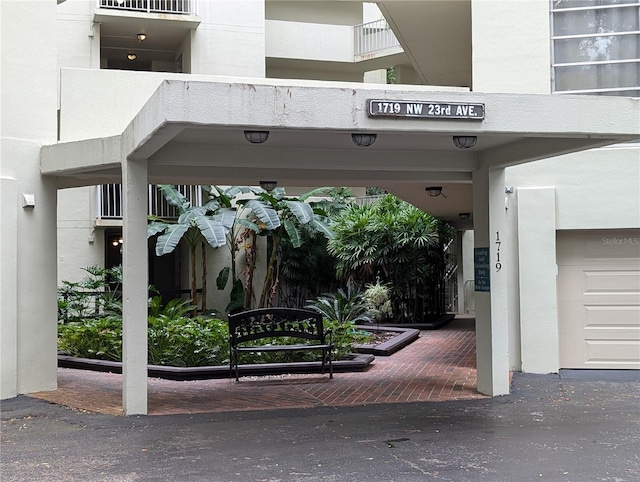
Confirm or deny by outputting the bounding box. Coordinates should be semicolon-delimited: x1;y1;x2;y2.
557;230;640;369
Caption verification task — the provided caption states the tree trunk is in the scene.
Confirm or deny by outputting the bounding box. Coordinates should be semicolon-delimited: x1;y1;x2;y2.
243;230;257;309
201;241;207;313
190;243;197;317
258;234;280;308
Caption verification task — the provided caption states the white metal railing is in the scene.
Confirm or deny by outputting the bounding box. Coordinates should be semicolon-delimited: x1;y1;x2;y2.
354;19;401;56
97;184;203;219
352;195;385;206
97;0;196;15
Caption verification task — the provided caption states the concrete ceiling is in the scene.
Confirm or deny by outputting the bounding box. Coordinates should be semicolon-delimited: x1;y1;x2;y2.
42;79;639;228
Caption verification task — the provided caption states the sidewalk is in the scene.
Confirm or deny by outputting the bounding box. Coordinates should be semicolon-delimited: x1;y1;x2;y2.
29;317;483;416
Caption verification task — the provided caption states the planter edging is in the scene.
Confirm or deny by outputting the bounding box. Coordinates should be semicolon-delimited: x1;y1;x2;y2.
58;353;375;381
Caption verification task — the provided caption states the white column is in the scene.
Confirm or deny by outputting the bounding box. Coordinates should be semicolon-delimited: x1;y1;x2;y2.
0;177;18;399
517;187;559;373
455;230;465;314
472;167;510;396
122;158;148;415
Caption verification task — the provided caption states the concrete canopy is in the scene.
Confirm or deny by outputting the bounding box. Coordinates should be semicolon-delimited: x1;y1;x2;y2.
42;78;639;226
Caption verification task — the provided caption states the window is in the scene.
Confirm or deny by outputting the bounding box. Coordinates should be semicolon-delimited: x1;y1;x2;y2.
551;0;640;97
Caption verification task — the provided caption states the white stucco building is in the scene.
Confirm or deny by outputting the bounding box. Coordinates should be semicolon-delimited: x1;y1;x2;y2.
1;0;638;415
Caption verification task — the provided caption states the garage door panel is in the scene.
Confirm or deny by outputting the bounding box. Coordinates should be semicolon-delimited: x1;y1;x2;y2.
584;269;640;293
557;229;640;369
585;305;640;331
585;340;640;367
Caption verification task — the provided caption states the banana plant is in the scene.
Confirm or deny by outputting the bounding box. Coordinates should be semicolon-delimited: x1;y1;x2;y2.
245;187;336;308
202;185;269;314
147;185;229;315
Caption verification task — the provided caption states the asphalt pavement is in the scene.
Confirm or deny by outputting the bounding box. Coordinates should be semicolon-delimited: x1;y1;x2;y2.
2;373;639;482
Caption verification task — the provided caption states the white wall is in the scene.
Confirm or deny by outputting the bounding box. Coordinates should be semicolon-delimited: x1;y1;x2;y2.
0;0;59;398
191;0;265;77
57;187;105;284
266;1;362;25
266;20;354;62
472;0;550;94
507;147;640;230
56;0;98;70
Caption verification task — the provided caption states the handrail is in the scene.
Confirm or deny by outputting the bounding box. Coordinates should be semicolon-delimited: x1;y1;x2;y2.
354;19;401;56
96;0;197;16
97;184;203;219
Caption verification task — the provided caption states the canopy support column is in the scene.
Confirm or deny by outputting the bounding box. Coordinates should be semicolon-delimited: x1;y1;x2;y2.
122;158;149;415
472;167;510;396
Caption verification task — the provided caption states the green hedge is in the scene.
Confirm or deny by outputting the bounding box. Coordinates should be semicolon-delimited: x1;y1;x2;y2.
58;316;370;367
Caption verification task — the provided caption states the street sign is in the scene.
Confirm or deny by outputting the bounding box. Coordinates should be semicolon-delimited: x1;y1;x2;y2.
368;100;485;120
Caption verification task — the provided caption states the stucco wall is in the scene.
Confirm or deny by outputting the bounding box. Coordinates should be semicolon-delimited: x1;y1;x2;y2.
57;187;105;284
507;147;640;230
191;0;265;77
472;0;550;94
266;20;353;62
1;0;59;399
266;1;362;25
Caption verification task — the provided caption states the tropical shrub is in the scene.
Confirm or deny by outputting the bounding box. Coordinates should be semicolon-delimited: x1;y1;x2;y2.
57;265;122;324
147;316;230;367
324;319;371;360
305;284;372;325
58;294;364;366
305;285;373;358
58;316;122;361
328;195;454;322
363;281;393;324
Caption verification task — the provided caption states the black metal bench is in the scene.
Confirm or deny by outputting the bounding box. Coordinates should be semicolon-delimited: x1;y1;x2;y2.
228;307;333;382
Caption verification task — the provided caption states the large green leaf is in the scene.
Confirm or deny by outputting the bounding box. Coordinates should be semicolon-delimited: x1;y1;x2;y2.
215;208;237;230
285;200;313;224
298;186;333;201
216;267;230;290
246;199;280;230
284;219;303;248
158;185;190;213
155;224;189;255
224;186;261;199
147;222;169;238
178;206;207;225
233;218;261;233
225;279;246;314
310;215;335;240
195;216;227;248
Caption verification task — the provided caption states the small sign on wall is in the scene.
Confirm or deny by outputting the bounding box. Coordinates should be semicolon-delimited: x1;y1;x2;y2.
474;247;490;292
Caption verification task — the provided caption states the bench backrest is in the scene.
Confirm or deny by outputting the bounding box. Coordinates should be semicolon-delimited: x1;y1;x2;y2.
228;308;325;345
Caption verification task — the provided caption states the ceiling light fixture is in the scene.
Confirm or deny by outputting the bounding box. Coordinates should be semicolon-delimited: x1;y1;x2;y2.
453;136;477;149
351;133;377;147
137;33;147;41
127;53;137;61
259;181;277;192
425;186;444;198
244;130;270;144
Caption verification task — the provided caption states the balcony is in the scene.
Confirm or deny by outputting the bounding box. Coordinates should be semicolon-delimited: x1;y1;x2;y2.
97;184;203;222
97;0;196;15
354;19;402;59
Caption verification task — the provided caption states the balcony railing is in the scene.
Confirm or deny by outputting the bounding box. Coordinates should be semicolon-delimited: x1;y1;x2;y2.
354;19;401;56
97;184;203;219
97;0;196;15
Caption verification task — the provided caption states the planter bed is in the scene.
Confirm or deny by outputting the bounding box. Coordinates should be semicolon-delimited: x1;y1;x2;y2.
354;325;420;356
379;313;456;331
58;353;375;381
58;323;424;379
